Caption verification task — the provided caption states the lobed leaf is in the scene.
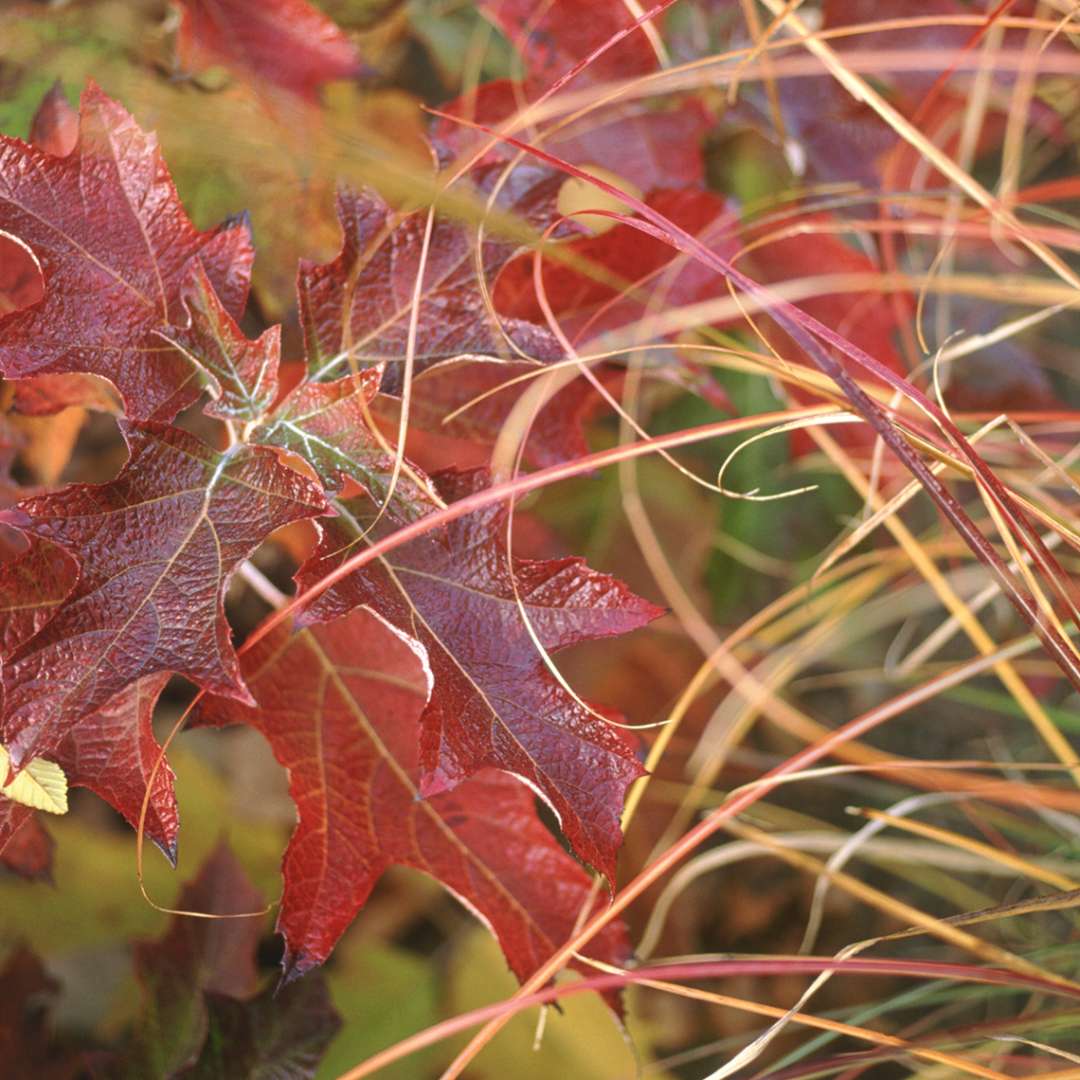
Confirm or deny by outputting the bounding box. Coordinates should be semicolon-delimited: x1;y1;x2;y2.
296;469;664;880
54;674;179;861
0;84;254;421
159;262;280;423
193;606;633;984
0;422;327;768
298;186;562;389
3;85;120;419
380;354;622;471
251;369;441;509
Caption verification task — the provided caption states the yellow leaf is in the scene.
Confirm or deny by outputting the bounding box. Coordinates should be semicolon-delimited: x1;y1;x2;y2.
0;744;68;814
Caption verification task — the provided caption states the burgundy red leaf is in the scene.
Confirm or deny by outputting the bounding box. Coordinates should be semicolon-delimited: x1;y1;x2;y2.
0;538;79;655
0;84;71;326
0;84;254;421
54;674;178;861
0;422;327;767
194;607;632;984
0;541;177;856
251;370;440;509
296;469;663;879
159;262;280;422
0;234;43;318
380;355;622;471
298;186;562;391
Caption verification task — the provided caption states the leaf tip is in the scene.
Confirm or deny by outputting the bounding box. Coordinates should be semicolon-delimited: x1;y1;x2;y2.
157;835;179;868
221;207;253;237
644;600;671;625
277;945;316;991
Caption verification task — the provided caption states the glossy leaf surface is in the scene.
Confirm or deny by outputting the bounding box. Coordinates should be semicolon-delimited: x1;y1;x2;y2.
1;423;327;766
297;470;663;879
0;84;254;421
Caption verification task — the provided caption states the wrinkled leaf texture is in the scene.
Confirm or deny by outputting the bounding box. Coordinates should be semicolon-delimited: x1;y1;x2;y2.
0;83;253;421
297;469;664;880
298;186;563;392
252;368;442;509
376;354;622;471
159;262;281;423
0;540;178;855
0;55;665;1010
0;423;326;767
